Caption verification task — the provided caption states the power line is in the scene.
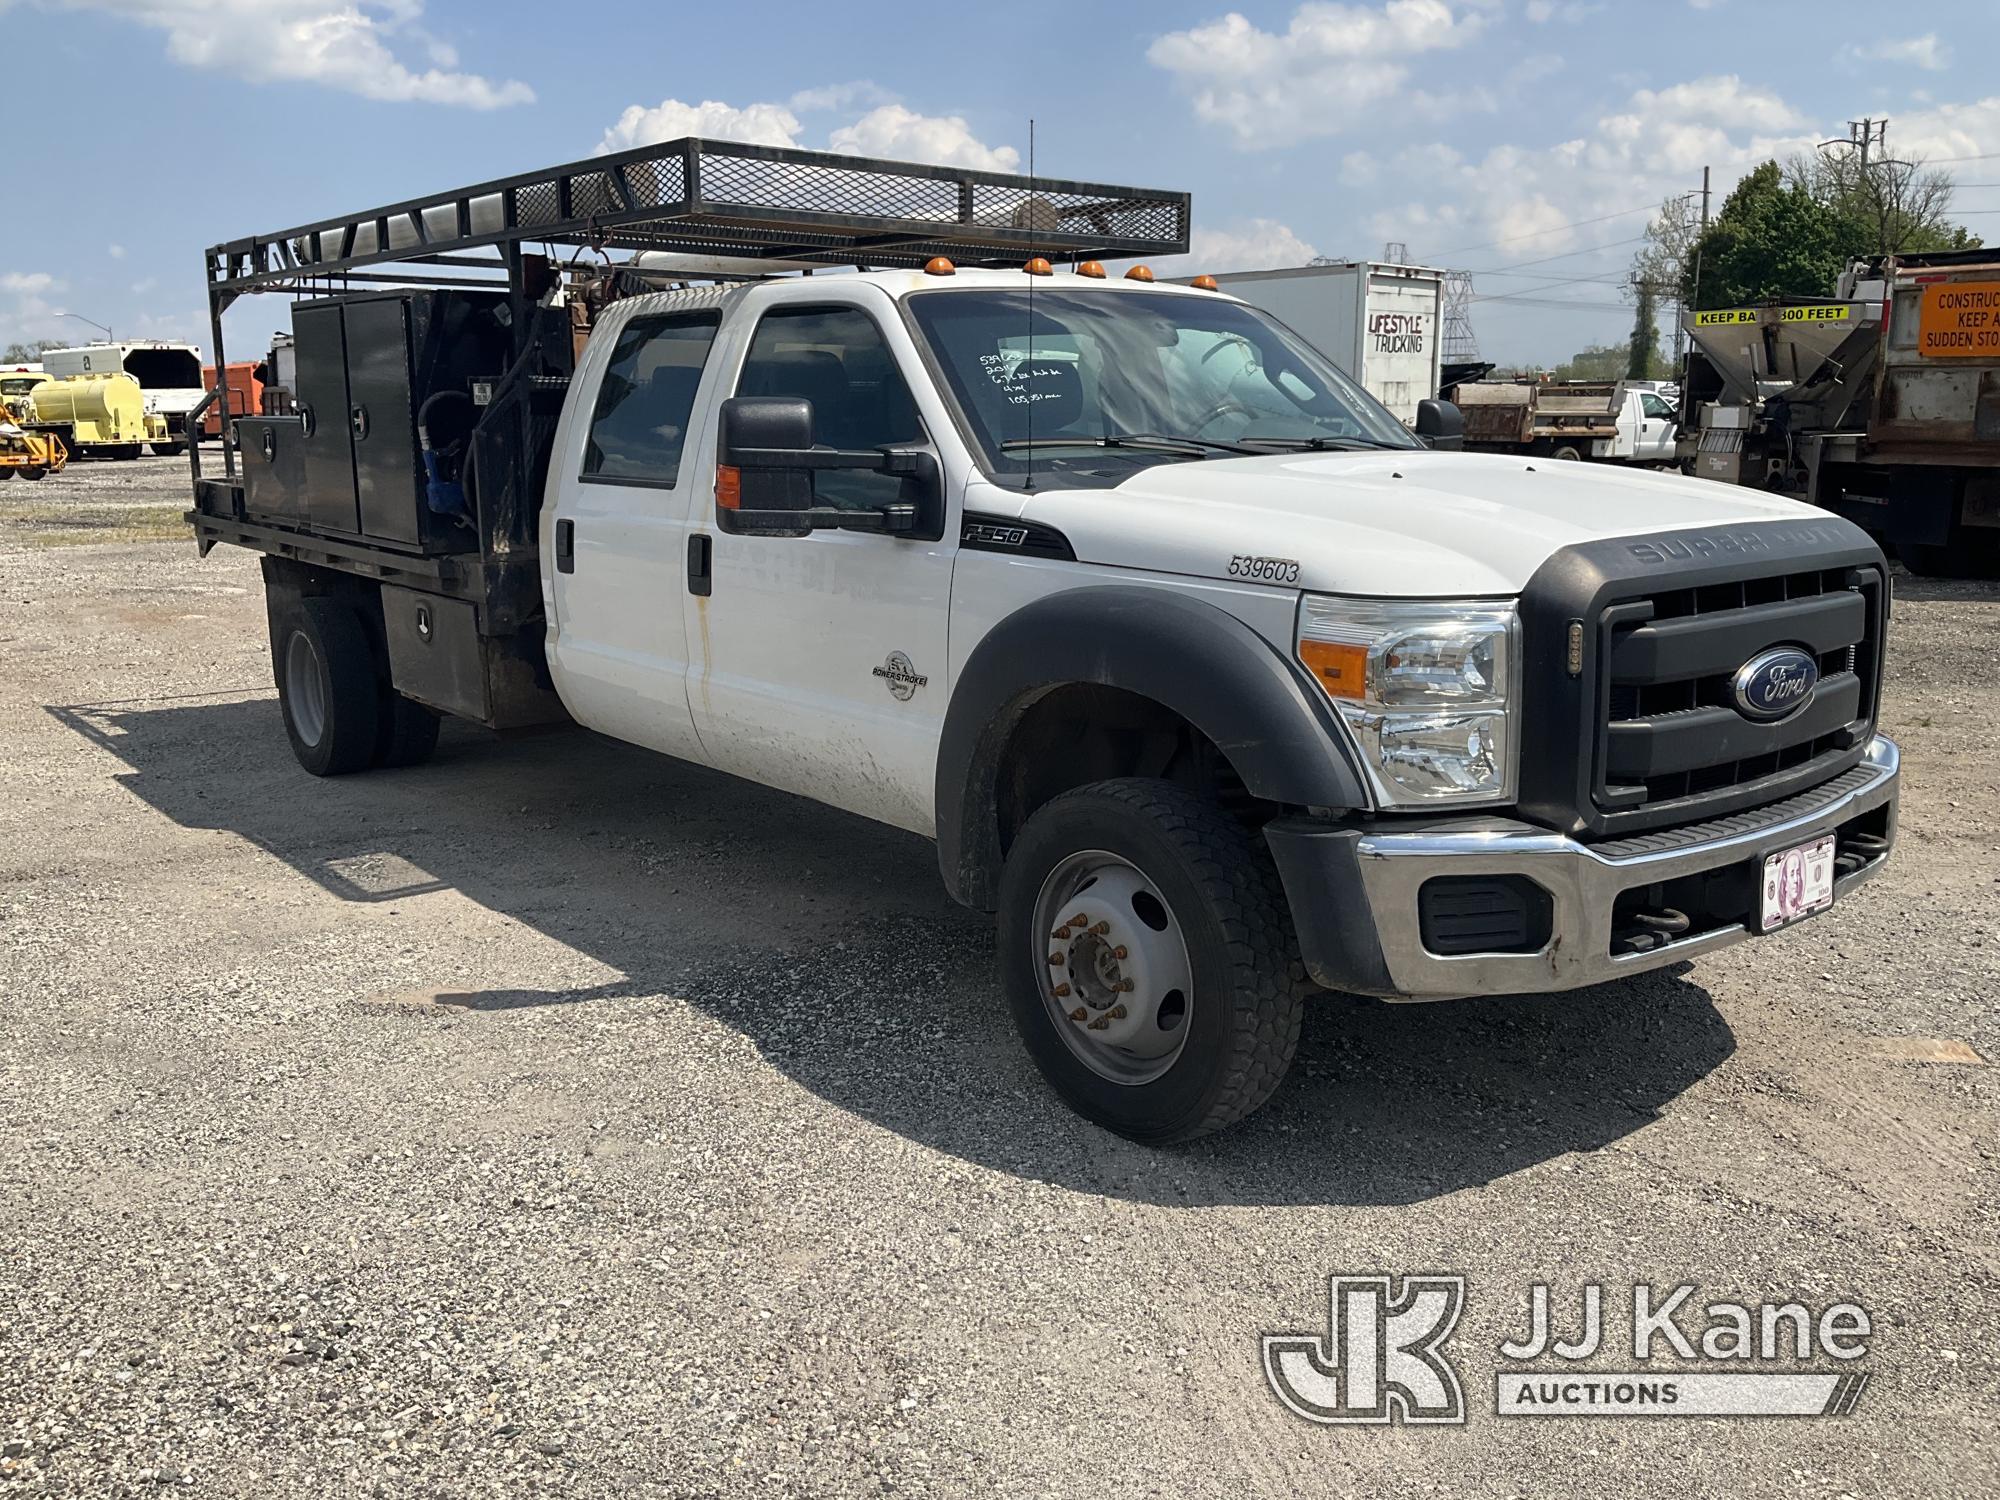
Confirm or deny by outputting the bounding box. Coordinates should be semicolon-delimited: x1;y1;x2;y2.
1469;234;1651;276
1423;201;1662;258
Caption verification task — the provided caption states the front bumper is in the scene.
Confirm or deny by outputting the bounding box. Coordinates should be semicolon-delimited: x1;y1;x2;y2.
1265;735;1900;1000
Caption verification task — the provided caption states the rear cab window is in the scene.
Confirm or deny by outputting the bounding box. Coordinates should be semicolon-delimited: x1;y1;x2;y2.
583;311;722;487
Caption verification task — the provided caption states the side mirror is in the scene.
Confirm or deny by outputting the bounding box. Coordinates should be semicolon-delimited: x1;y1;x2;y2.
1415;398;1463;452
715;395;937;539
717;396;816;537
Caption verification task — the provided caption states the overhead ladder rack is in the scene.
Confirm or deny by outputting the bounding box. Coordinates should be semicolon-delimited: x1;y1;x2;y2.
205;137;1192;298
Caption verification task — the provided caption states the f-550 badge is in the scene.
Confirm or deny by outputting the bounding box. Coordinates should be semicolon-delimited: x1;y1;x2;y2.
873;651;929;701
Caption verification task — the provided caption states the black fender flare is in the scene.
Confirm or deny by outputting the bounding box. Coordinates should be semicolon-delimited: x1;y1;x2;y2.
934;586;1370;908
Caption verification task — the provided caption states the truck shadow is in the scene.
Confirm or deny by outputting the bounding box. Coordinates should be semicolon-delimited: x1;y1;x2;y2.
50;693;1735;1208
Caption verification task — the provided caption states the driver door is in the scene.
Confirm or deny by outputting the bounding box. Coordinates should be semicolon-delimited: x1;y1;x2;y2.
681;297;958;836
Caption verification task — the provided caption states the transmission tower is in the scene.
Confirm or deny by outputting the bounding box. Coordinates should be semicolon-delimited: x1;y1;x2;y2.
1382;240;1409;265
1442;270;1479;362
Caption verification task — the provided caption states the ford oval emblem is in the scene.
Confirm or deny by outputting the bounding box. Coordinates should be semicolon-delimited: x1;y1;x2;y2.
1732;646;1819;722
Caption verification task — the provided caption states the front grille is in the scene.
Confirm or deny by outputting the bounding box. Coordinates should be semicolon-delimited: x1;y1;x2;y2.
1594;565;1882;821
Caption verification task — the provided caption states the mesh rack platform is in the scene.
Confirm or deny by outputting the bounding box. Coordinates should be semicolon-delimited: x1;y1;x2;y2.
206;137;1192;294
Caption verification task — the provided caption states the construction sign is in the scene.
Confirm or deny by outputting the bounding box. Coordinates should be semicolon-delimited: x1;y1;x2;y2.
1691;305;1854;328
1917;282;2000;358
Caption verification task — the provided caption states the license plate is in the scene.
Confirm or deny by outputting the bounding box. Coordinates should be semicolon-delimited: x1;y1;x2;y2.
1760;835;1836;932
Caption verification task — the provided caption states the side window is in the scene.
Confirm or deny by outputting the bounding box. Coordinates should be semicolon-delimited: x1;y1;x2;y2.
1641;393;1674;420
735;306;923;511
582;311;720;486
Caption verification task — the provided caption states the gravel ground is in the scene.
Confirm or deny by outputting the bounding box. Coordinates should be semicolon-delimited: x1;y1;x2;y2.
2;454;1995;1497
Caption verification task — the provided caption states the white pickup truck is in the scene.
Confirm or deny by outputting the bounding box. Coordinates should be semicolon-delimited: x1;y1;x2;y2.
189;142;1899;1141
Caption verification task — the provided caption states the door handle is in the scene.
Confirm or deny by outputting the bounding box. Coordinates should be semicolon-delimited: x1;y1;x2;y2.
555;518;575;574
350;405;370;441
687;533;712;597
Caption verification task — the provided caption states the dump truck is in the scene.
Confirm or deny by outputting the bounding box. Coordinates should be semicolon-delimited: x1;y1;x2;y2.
1678;246;2000;577
44;340;203;453
22;372;167;459
1443;379;1678;464
184;138;1898;1142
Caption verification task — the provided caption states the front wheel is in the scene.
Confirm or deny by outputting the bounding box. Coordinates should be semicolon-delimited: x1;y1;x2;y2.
997;778;1308;1143
151;442;186;458
19;465;45;481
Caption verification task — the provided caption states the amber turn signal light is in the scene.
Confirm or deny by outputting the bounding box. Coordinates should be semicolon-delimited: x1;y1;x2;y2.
715;465;742;511
1298;639;1368;701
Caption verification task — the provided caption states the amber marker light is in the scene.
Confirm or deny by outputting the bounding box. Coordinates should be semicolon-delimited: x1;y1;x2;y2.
715;466;742;511
1124;265;1155;282
1191;275;1221;291
1298;639;1368;701
924;256;956;276
1024;257;1054;276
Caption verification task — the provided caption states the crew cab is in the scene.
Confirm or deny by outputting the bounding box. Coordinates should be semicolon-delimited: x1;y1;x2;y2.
188;141;1900;1142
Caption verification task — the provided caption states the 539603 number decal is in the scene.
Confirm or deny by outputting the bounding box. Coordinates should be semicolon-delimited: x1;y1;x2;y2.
1227;554;1302;583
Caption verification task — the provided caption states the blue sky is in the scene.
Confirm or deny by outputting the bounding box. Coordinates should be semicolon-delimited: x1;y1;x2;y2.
3;0;1997;368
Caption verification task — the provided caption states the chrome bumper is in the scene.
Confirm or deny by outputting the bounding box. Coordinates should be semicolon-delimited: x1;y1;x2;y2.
1265;736;1900;1000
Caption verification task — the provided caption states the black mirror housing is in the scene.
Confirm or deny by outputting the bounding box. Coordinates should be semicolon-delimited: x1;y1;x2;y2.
718;397;816;536
1415;398;1464;452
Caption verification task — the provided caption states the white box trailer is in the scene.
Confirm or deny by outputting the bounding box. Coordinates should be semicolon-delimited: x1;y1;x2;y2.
1181;263;1445;425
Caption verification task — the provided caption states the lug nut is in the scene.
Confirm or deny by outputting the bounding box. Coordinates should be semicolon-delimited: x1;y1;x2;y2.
1088;1017;1110;1031
1089;921;1110;936
1115;978;1136;993
1053;926;1072;941
1069;1007;1087;1023
1112;945;1128;960
1109;1005;1128;1020
1047;952;1064;968
1069;913;1089;928
1052;983;1071;998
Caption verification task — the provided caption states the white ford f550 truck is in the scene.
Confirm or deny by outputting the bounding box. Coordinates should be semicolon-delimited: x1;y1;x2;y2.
187;142;1899;1141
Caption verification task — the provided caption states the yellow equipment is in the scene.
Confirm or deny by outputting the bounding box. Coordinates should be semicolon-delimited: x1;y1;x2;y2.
0;416;65;480
23;372;166;458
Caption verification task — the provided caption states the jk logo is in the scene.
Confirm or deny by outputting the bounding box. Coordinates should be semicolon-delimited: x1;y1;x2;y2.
1262;1275;1467;1425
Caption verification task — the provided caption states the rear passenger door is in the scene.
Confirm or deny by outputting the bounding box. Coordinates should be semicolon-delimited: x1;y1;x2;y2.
546;303;721;764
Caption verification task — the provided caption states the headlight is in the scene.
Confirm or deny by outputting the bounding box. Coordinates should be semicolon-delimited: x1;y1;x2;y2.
1296;596;1519;805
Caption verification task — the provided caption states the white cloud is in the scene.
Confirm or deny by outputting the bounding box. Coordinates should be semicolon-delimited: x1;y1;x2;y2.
598;94;1017;172
51;1;532;109
1876;94;2000;167
1148;0;1485;148
599;98;803;154
1;273;57;296
827;105;1018;172
1525;0;1600;21
1187;218;1319;272
789;81;894;114
0;271;65;351
107;244;126;260
1379;75;1825;265
1841;34;1950;72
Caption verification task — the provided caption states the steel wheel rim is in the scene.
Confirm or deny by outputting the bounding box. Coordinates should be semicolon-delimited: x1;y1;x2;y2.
285;631;327;748
1032;849;1195;1086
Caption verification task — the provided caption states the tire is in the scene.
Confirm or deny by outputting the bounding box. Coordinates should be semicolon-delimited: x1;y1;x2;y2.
997;777;1309;1143
151;442;186;458
275;597;382;776
374;694;442;769
1898;539;2000;581
113;444;143;461
0;468;14;480
1550;443;1584;462
20;466;44;481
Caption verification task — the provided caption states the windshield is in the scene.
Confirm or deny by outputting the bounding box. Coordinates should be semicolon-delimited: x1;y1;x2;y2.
907;287;1419;486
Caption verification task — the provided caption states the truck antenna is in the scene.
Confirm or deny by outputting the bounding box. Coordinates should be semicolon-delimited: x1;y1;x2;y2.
1025;117;1037;493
